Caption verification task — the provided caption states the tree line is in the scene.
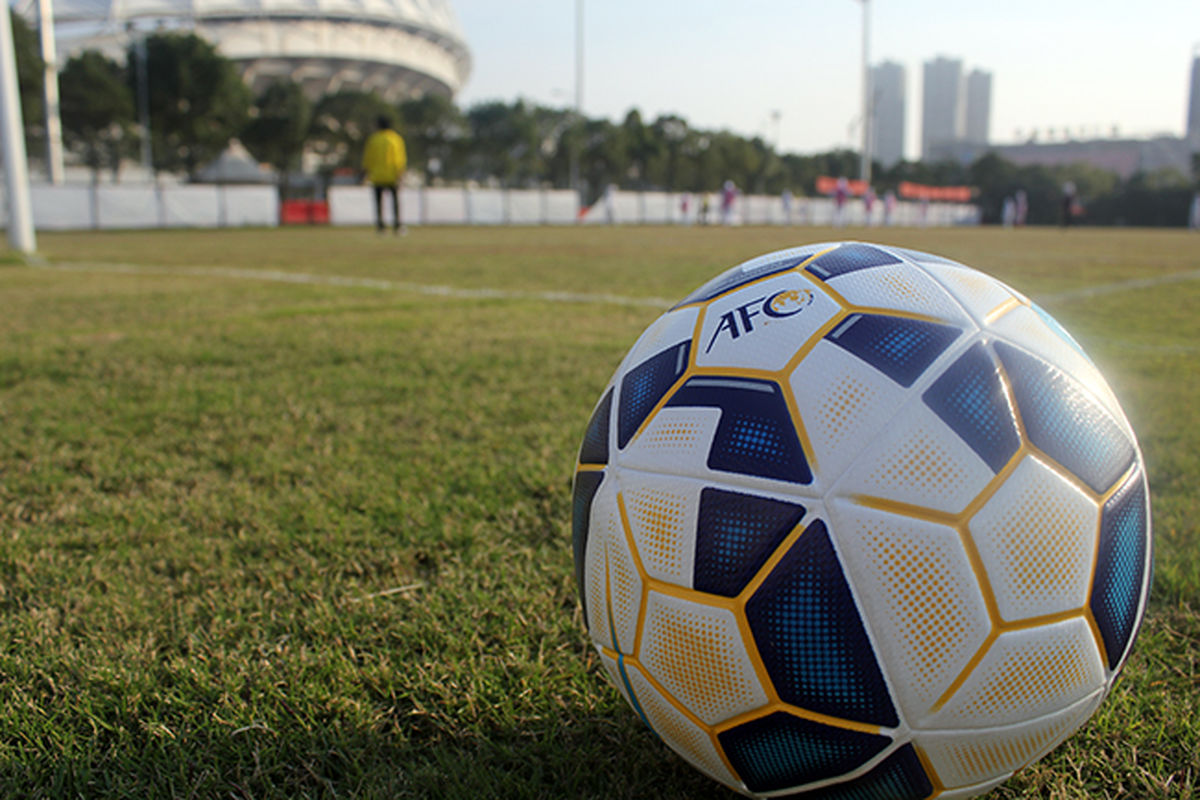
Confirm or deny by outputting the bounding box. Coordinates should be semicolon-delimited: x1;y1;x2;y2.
12;12;1200;225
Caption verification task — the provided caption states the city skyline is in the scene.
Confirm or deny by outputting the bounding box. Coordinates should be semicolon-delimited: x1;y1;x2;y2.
452;0;1200;161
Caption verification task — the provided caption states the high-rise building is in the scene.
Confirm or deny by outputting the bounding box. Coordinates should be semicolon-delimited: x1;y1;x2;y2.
965;69;993;145
1187;49;1200;149
922;56;965;161
871;61;907;167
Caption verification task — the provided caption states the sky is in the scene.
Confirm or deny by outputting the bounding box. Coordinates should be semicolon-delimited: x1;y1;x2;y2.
452;0;1200;160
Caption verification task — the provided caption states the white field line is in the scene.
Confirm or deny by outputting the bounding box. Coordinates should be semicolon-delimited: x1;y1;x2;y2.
30;260;1200;353
1034;268;1200;304
33;260;676;309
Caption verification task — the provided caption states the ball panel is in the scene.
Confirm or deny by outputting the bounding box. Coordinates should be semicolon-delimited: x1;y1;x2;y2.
695;272;842;372
969;455;1100;623
782;744;934;800
583;480;619;644
665;376;813;485
618;340;691;449
617;406;723;478
834;401;995;515
805;243;904;280
584;481;645;654
918;262;1021;324
623;477;702;588
989;304;1132;438
1090;469;1151;670
578;386;613;466
693;487;807;598
829;503;991;722
825;313;963;389
822;261;974;328
624;663;743;790
927;618;1105;729
572;469;606;629
746;520;899;727
716;710;892;794
639;590;770;725
673;244;832;310
995;342;1136;494
919;689;1104;789
788;340;911;485
620;305;702;371
921;343;1022;474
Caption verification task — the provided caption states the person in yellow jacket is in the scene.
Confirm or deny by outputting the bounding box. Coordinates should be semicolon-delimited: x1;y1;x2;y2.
362;116;408;234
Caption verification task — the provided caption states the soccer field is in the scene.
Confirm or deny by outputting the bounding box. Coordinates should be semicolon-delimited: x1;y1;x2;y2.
1;225;1197;798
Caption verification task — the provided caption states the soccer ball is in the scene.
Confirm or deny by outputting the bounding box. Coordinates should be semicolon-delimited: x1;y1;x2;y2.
572;242;1151;799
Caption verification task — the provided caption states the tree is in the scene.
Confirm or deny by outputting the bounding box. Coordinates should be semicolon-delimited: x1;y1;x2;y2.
241;80;312;194
59;51;137;182
128;32;251;178
399;93;467;185
309;89;397;176
11;10;44;156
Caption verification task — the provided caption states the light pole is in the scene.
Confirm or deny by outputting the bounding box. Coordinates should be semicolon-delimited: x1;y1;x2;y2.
569;0;583;195
858;0;872;185
0;4;35;252
37;0;64;184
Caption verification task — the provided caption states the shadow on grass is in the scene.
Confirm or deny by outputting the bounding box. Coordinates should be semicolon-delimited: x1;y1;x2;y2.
0;697;737;799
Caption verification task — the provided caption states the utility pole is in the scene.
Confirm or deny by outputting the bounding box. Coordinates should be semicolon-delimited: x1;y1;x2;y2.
37;0;64;183
0;4;36;252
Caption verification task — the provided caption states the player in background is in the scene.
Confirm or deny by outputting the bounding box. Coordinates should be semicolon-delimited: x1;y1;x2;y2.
362;117;408;234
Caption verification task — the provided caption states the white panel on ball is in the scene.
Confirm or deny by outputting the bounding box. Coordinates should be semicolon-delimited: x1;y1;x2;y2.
833;398;996;515
926;618;1105;730
829;501;991;722
624;663;743;790
789;340;912;484
970;455;1100;623
638;591;769;726
621;476;703;588
825;261;975;328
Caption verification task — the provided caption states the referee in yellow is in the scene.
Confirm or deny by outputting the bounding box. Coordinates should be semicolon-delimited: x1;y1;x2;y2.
362;116;408;234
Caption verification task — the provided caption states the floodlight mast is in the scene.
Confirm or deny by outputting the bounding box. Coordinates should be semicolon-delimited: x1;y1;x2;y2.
0;2;36;253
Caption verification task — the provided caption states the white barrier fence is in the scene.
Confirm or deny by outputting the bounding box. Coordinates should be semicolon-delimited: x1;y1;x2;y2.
1;183;980;231
0;183;280;230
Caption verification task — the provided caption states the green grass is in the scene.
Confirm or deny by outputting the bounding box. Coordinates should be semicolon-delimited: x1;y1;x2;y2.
0;225;1197;799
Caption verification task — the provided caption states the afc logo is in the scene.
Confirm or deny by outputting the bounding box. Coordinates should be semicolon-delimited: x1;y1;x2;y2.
704;288;815;353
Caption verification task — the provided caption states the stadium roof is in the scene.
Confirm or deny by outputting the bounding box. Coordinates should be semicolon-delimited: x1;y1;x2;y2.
46;0;465;43
23;0;472;101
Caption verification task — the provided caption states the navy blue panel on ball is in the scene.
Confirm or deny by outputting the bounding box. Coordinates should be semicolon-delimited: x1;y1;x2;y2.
778;744;933;800
995;342;1135;493
746;521;898;726
617;340;690;449
717;711;891;794
694;488;806;597
665;377;812;484
571;470;604;630
922;343;1021;473
1090;472;1149;670
672;248;824;309
805;244;902;280
825;314;962;388
579;387;612;465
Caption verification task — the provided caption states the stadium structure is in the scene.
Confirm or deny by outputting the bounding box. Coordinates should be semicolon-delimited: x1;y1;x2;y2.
25;0;472;102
